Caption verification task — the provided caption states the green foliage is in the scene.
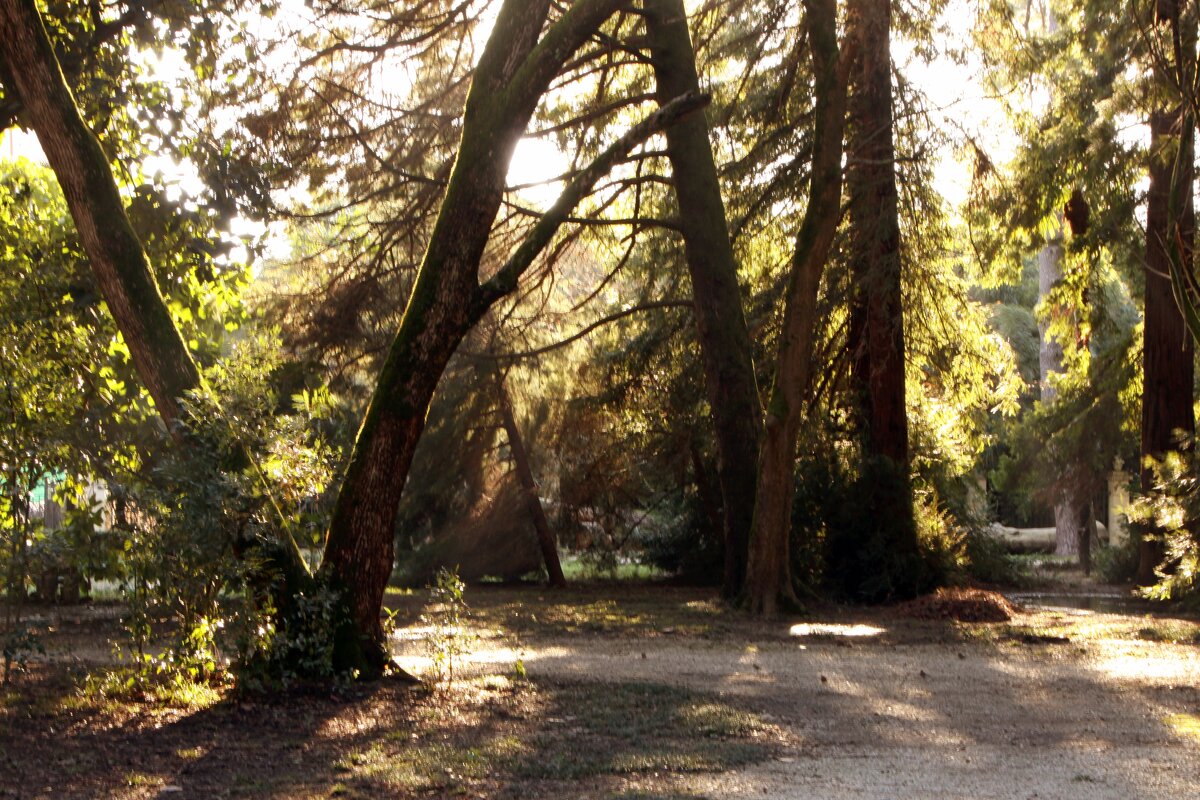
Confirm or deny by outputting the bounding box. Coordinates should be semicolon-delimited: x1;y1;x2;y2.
638;495;724;584
422;567;473;688
823;456;937;603
2;626;44;685
113;330;344;688
1131;442;1200;605
1095;537;1141;585
235;582;346;688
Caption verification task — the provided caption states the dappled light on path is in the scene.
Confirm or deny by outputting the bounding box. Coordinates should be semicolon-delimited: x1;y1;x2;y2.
789;622;886;638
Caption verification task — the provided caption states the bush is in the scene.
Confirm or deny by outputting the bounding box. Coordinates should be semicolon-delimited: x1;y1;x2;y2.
962;527;1027;586
1094;537;1140;584
822;456;937;603
112;331;349;688
1131;442;1200;605
639;495;723;584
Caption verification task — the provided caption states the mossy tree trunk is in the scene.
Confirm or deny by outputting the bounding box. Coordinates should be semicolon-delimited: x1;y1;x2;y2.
1035;233;1089;558
743;0;849;615
644;0;763;598
0;0;200;435
846;0;908;473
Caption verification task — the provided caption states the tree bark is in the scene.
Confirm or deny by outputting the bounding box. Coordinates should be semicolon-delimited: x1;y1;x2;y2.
839;0;920;599
496;376;566;587
1140;106;1195;584
846;0;908;473
0;0;200;434
742;0;849;615
844;4;902;438
644;0;763;598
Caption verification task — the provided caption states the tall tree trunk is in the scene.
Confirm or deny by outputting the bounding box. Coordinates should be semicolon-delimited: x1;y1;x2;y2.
846;0;908;471
0;0;200;434
495;376;566;587
742;0;849;615
1140;106;1195;584
846;5;911;466
644;0;763;598
839;0;921;599
1036;234;1087;557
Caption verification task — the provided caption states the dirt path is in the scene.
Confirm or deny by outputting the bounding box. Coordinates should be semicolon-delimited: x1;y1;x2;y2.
5;586;1199;798
393;598;1200;799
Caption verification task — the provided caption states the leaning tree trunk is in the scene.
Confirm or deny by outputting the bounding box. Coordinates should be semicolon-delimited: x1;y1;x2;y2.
319;0;709;676
743;0;848;615
645;0;763;598
0;0;200;434
496;375;567;587
1140;106;1195;584
0;0;314;611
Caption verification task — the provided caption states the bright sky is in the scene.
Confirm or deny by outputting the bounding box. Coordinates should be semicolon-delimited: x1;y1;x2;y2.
0;0;1083;256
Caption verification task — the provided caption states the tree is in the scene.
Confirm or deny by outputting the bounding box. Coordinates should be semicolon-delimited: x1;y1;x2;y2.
2;0;711;676
0;0;203;436
1138;0;1197;583
743;0;850;614
644;0;763;597
828;0;923;601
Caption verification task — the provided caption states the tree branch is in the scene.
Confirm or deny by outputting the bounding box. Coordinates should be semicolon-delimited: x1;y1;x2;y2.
473;90;710;316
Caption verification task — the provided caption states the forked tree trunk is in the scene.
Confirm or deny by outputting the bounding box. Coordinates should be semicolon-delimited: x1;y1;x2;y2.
743;0;849;615
319;0;709;675
645;0;763;598
496;376;567;587
0;0;200;434
1140;106;1195;584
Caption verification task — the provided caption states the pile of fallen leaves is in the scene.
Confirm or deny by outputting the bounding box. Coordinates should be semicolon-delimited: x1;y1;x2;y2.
898;587;1019;623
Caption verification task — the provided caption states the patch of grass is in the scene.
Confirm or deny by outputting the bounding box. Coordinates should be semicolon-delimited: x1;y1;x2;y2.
967;611;1200;646
1133;621;1200;644
176;746;206;760
333;679;775;795
560;557;666;582
1165;713;1200;743
124;770;161;788
337;739;510;793
605;793;709;800
78;666;225;710
507;681;775;780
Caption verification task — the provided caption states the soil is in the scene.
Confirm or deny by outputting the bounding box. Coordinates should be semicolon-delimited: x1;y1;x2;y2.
2;580;1198;799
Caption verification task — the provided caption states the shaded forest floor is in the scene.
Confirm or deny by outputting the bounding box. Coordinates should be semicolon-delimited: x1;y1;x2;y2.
3;576;1200;799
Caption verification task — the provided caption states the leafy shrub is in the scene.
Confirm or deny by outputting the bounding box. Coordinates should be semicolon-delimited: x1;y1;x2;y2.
638;495;723;584
963;526;1028;586
1094;536;1140;584
823;456;937;603
1131;443;1200;605
422;567;473;688
112;331;348;688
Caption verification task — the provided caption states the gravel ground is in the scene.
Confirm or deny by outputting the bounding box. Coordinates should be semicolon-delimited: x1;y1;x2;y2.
393;606;1200;799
